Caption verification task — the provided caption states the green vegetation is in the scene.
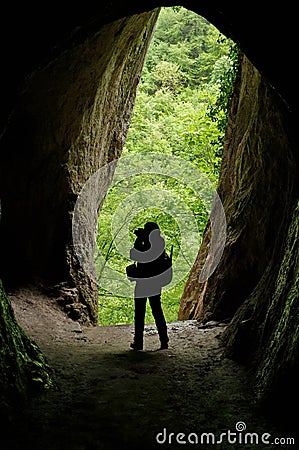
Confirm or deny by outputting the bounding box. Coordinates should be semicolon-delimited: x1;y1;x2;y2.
97;7;239;325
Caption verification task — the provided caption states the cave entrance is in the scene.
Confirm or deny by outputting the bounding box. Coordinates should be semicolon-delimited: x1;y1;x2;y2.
96;7;238;326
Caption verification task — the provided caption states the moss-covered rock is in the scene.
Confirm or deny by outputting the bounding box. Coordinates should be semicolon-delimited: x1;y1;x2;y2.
0;280;52;406
255;201;299;401
222;201;298;409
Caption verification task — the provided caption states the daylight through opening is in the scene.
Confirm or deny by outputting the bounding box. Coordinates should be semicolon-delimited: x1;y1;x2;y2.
96;7;239;326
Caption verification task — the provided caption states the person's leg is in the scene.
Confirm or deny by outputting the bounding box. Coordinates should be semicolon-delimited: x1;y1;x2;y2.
131;297;147;350
149;295;169;348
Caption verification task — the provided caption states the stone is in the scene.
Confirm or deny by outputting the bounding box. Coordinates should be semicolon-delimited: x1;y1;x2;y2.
65;303;89;323
72;323;82;333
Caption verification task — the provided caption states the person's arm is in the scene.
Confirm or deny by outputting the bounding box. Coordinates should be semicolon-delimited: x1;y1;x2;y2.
130;247;142;261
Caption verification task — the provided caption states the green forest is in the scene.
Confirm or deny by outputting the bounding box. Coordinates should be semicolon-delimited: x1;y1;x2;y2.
97;7;238;325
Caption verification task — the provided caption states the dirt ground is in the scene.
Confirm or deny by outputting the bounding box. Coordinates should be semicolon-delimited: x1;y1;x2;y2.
3;286;296;449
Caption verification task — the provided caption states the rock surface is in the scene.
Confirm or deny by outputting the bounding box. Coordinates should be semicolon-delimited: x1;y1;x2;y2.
179;55;296;323
0;10;159;324
223;201;299;407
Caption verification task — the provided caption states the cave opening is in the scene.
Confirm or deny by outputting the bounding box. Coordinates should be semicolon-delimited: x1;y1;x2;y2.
0;1;297;447
95;6;238;327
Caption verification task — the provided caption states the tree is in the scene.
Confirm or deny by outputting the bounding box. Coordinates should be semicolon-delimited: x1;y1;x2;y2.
152;61;184;93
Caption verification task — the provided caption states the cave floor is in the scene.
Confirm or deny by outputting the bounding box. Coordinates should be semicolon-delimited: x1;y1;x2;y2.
3;286;294;450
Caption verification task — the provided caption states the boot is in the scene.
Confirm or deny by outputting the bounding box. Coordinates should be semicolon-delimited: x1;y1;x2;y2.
159;337;169;350
130;341;143;351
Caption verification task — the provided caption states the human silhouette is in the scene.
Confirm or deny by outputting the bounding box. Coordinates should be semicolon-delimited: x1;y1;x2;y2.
128;222;170;351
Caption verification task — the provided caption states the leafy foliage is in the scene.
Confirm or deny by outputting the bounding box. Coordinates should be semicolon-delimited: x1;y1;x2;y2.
97;7;238;325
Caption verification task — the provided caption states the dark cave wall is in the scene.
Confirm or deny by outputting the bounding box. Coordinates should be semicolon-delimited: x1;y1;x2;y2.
0;10;159;323
223;200;299;406
1;1;296;125
255;203;299;403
